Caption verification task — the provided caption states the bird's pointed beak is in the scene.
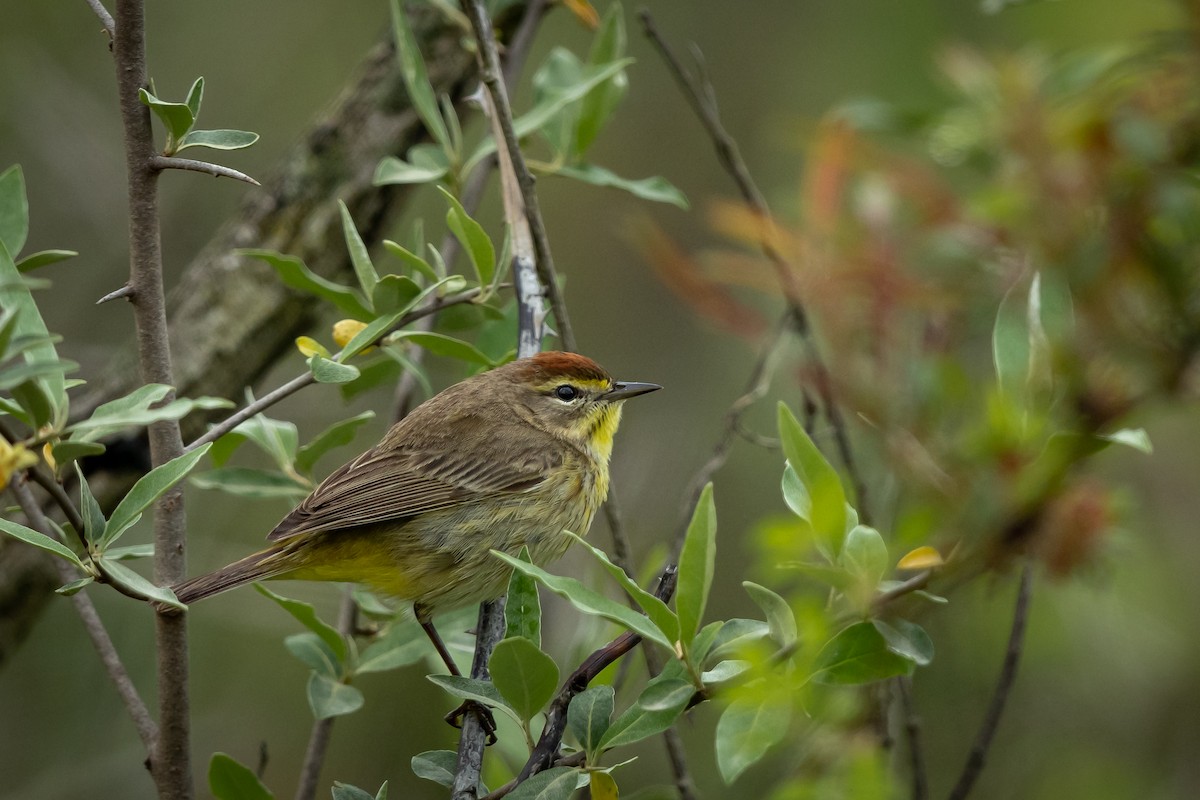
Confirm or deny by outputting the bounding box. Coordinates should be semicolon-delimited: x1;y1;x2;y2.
605;381;661;402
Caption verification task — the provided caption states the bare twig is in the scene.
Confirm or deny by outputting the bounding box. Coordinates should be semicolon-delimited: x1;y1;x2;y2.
638;10;870;521
184;288;482;453
83;0;115;39
96;284;135;304
112;0;194;793
517;566;678;784
872;569;933;613
897;677;928;800
150;156;260;186
946;564;1034;800
8;478;158;753
292;588;357;800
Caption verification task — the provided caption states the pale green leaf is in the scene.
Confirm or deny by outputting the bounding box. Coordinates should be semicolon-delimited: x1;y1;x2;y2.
489;636;559;721
102;444;212;546
677;483;717;646
177;129;259;152
208;752;274;800
307;673;364;719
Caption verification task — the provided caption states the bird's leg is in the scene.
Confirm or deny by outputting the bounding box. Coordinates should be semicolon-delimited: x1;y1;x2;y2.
415;603;497;744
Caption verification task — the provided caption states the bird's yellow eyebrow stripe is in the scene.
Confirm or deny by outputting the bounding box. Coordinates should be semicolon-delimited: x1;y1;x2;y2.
534;378;612;392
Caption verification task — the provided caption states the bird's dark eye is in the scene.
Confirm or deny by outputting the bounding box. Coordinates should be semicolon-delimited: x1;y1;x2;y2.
554;385;578;402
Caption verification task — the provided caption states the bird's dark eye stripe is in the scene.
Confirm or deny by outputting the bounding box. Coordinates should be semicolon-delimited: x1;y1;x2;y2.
554;384;578;401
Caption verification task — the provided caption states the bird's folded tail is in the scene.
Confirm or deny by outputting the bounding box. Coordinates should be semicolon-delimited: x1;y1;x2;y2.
172;547;294;606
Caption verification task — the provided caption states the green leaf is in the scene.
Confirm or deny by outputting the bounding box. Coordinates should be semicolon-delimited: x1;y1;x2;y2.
777;403;846;555
426;674;523;726
176;129;259;152
389;331;495;366
371;274;422;316
438;186;495;287
388;0;451;151
564;531;678;644
493;551;674;650
0;165;29;255
285;632;340;679
102;444;212;547
339;200;379;299
781;464;811;521
75;464;105;545
138;87;195;150
489;636;560;721
374;144;450;185
356;621;429;674
677;483;717;647
507;767;579;800
294;411;375;475
184;76;204;118
575;3;628;155
383;239;439;283
701;660;751;685
56;576;94;595
309;354;362;384
16;249;77;272
307;672;364;719
104;543;154;561
554;164;688;209
411;750;458;788
873;619;934;666
597;672;693;751
992;283;1030;405
505;546;542;646
100;558;184;609
191;467;309;499
1099;427;1153;454
715;692;791;783
254;584;348;662
241;249;373;320
705;618;770;663
742;582;797;648
840;525;889;602
0;517;85;570
811;621;914;685
336;309;408;362
0;358;79;392
49;440;106;469
0;238;67;426
567;685;613;758
69;386;233;442
208;752;274;800
330;784;374;800
227;410;299;470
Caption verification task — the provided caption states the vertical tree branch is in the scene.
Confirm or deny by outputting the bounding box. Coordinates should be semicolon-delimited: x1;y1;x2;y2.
112;0;193;795
946;564;1035;800
896;677;928;800
9;477;159;755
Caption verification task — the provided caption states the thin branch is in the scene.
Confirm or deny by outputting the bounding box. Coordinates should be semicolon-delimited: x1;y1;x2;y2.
293;588;357;800
464;0;575;353
184;288;482;453
150;156;260;186
638;10;870;521
96;284;135;305
479;753;586;800
8;478;158;752
83;0;116;39
946;564;1035;800
112;0;194;793
872;569;933;613
897;677;928;800
517;566;678;783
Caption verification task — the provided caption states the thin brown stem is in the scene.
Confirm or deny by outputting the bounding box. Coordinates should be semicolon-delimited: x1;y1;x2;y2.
946;564;1034;800
184;289;481;453
638;10;869;521
292;589;357;800
8;478;158;753
150;156;259;186
897;677;928;800
112;0;193;794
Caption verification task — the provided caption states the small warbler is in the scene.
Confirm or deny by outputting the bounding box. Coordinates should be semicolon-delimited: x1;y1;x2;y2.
174;351;658;668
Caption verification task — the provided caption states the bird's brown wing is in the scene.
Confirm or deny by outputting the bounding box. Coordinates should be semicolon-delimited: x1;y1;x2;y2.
267;443;558;542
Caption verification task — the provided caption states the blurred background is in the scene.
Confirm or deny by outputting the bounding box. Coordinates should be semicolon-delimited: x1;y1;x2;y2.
1;1;1196;798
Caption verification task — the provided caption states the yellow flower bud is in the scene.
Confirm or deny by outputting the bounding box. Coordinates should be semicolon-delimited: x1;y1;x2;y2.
0;435;39;490
332;319;373;353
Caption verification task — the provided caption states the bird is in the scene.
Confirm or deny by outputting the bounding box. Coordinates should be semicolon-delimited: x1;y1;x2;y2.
173;351;659;682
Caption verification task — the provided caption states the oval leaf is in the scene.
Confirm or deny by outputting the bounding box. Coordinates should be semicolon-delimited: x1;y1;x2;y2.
489;636;560;721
